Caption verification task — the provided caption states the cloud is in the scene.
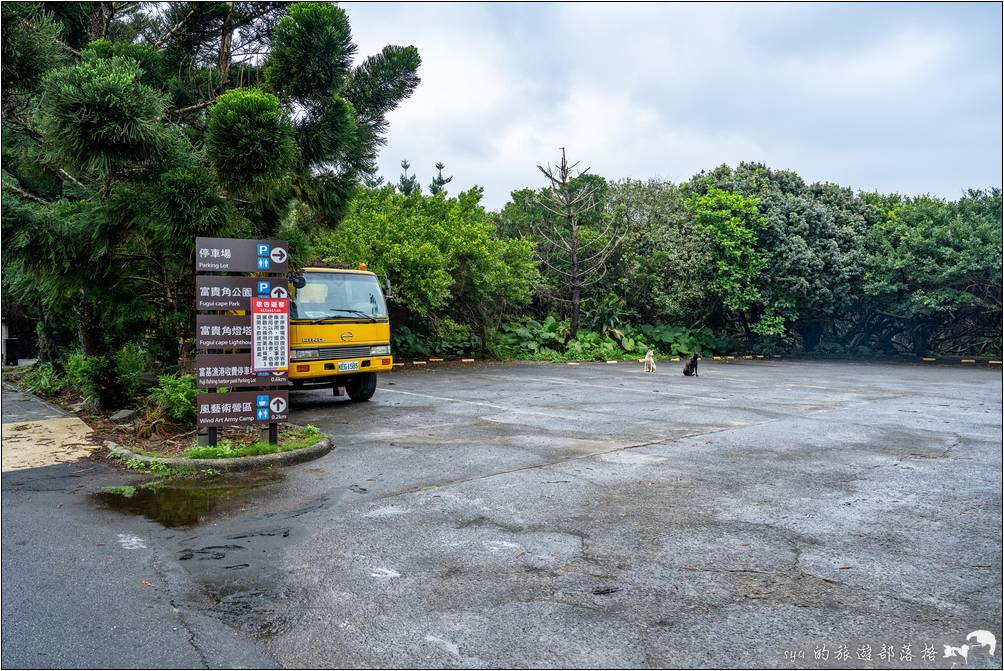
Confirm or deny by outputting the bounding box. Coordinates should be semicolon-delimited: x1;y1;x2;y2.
342;2;1002;208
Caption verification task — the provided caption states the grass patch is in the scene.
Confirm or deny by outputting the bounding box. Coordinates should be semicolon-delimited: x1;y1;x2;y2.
104;485;136;497
182;425;323;460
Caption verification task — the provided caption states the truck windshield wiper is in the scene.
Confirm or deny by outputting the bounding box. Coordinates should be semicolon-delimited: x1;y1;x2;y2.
307;308;378;324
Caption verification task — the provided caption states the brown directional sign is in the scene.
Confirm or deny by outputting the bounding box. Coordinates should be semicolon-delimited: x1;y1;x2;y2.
195;237;289;273
196;315;252;348
196;276;289;310
195;353;288;387
196;390;289;426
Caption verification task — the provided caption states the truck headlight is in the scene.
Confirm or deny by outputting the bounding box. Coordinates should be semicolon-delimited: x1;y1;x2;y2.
291;348;319;360
369;345;391;356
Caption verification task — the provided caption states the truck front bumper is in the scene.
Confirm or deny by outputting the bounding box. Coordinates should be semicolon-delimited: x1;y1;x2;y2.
288;356;393;387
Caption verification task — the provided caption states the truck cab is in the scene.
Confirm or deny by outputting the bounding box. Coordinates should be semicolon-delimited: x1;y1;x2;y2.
288;267;393;400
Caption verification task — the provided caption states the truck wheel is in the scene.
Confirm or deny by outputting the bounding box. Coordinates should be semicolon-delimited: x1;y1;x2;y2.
346;372;377;401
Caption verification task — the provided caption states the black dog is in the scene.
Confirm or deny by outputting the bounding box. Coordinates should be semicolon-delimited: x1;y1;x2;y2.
682;352;699;377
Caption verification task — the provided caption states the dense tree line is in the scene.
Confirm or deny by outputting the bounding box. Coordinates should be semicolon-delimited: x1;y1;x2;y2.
2;3;1000;410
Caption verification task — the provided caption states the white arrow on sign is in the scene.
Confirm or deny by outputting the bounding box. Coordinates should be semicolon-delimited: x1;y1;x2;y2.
269;396;287;414
270;286;288;298
270;247;288;264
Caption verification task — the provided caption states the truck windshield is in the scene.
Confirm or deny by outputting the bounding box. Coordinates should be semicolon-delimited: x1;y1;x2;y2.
291;273;388;321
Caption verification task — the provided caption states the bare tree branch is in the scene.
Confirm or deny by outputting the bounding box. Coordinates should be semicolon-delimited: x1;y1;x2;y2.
152;5;197;49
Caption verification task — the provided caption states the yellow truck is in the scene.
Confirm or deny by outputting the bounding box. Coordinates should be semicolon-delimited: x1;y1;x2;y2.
287;266;393;400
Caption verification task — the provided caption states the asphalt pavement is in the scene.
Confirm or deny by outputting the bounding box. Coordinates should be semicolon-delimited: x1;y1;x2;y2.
2;359;1001;668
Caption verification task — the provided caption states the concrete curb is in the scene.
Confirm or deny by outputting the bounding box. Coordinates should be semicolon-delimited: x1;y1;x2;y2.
104;437;334;473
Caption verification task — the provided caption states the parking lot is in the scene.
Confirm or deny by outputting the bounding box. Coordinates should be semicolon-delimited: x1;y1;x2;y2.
260;359;1002;667
4;359;1001;668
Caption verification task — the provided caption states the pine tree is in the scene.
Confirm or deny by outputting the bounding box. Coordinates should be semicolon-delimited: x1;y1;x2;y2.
533;148;622;338
0;1;422;405
429;161;453;195
397;159;420;196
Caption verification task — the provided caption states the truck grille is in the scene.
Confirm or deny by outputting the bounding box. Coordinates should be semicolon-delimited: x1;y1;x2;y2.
316;344;374;360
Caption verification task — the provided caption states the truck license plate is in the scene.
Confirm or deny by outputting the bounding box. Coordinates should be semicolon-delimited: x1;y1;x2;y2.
338;361;359;372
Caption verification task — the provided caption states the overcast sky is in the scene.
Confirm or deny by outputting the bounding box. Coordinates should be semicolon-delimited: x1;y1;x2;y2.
342;2;1002;210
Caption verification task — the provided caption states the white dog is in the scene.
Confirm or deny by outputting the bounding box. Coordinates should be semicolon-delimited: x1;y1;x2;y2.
643;350;657;373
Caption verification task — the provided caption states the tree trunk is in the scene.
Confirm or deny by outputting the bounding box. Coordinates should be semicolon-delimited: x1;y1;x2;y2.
76;291;104;358
218;2;235;83
88;2;115;40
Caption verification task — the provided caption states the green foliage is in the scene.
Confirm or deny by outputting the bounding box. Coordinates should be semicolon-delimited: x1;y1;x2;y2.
391;326;433;358
20;362;65;396
391;321;481;358
38;56;168;179
183;425;323;459
83;39;163;87
149;459;172;477
498;316;568;356
266;3;356;103
315;185;538;351
206;88;297;200
582;294;629;338
124;458;146;471
63;349;124;406
685;187;767;314
0;3;67;96
114;343;148;399
429;162;453;195
148;374;199;424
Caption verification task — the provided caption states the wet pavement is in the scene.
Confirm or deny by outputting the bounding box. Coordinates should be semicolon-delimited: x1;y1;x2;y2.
1;360;1001;668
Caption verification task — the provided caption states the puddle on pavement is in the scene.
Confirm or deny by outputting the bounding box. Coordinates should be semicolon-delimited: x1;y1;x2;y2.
93;471;285;528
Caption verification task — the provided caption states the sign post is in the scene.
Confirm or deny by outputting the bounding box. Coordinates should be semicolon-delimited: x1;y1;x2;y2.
194;238;290;446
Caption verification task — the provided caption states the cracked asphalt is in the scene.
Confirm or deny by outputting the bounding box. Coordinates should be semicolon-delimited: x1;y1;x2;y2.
2;359;1001;668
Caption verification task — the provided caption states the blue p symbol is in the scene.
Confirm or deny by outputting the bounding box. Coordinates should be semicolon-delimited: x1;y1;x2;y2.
257;281;270;295
257;244;269;256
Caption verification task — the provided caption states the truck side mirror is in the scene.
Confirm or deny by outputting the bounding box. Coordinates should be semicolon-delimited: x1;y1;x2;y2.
289;273;306;289
384;276;393;299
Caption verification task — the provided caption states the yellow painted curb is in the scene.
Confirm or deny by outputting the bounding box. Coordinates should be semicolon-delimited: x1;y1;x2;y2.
743;355;754;360
755;355;765;359
922;357;936;362
961;359;976;364
566;362;580;366
712;356;721;360
989;360;1002;365
412;361;427;365
429;358;444;362
605;360;618;364
461;358;475;363
726;356;736;360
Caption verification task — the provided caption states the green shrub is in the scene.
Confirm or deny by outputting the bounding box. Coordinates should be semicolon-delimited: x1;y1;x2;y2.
114;343;147;399
391;326;433;358
498;316;567;357
20;362;65;396
63;349;119;403
148;374;199;424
